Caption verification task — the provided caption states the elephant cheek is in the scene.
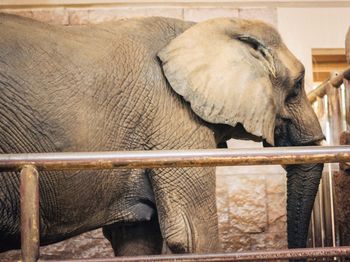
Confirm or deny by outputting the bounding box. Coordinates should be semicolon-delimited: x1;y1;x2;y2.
286;163;323;251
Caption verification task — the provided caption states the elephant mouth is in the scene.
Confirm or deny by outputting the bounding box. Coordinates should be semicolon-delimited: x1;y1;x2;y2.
290;137;323;147
264;136;324;147
262;139;273;147
277;118;325;147
294;136;325;146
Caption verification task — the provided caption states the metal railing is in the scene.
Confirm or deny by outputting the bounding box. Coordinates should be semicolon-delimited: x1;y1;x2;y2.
3;146;350;261
307;65;350;104
35;246;350;261
3;66;350;262
305;65;350;249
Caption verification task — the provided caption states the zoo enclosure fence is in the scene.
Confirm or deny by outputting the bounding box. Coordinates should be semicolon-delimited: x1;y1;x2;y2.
2;147;350;262
3;65;350;262
306;66;350;249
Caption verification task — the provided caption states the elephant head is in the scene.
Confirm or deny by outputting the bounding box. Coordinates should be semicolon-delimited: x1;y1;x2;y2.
158;18;324;250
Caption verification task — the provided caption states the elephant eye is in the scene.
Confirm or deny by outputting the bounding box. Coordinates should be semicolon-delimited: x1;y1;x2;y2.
286;78;303;102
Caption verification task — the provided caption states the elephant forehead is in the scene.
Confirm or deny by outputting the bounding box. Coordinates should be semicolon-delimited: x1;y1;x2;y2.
189;18;282;48
277;46;304;80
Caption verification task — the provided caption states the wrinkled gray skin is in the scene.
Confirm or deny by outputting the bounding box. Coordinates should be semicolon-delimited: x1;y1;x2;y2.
0;14;323;257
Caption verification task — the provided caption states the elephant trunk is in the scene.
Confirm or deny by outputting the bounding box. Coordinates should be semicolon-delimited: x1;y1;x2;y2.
286;163;323;260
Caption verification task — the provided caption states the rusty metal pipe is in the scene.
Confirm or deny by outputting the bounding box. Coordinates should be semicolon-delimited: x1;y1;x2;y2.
308;66;350;104
1;146;350;172
20;165;40;262
307;81;332;104
37;246;350;262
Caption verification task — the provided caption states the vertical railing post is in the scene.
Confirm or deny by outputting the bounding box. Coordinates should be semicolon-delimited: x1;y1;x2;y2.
20;165;40;262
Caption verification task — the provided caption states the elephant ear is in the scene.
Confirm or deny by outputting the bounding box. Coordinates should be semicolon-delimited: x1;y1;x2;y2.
158;18;279;145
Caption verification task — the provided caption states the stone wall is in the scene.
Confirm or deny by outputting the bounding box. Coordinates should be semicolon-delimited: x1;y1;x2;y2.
0;5;287;260
1;6;277;26
217;172;287;252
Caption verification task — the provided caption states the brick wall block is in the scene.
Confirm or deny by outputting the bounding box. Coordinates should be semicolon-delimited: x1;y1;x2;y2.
183;8;239;22
227;175;267;234
67;9;89;25
266;173;286;194
266;193;287;233
67;7;183;25
239;8;277;27
2;8;69;25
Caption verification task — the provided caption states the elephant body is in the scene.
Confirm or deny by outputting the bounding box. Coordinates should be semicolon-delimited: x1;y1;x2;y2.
0;15;218;254
0;13;324;258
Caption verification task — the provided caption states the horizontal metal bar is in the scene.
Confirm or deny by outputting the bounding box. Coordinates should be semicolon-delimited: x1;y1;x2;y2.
307;80;332;104
0;146;350;171
329;66;350;87
37;246;350;262
307;65;350;104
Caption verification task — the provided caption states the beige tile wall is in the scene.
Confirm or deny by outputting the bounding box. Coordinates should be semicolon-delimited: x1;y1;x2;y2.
1;6;277;26
217;173;287;252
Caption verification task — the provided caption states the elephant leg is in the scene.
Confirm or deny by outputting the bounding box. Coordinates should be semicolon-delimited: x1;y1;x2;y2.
149;167;220;254
102;217;163;256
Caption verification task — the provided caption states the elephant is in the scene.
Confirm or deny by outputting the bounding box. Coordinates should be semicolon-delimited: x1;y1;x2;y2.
0;13;324;257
